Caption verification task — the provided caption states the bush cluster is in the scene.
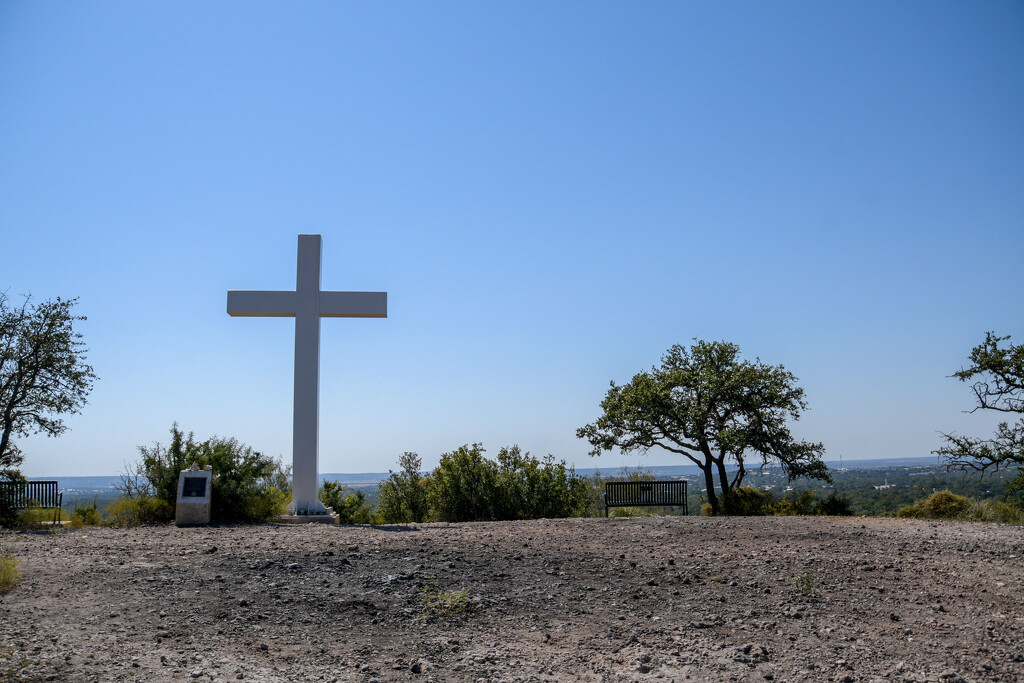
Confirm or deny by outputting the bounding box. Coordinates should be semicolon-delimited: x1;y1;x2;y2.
115;423;290;524
700;486;852;517
318;481;373;524
897;490;1024;523
379;445;592;523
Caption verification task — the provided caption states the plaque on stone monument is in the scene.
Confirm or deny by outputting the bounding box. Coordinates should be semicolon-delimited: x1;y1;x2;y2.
182;477;207;498
175;465;213;526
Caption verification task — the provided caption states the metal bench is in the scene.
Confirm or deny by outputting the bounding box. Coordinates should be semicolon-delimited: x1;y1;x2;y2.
603;480;688;517
0;480;63;524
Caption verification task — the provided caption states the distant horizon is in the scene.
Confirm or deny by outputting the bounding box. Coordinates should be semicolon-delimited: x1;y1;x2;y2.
35;454;946;484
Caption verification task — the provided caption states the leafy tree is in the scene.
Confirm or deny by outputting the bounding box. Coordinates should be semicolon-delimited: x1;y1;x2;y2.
122;423;290;523
578;340;829;515
935;332;1024;502
0;294;96;478
376;451;430;523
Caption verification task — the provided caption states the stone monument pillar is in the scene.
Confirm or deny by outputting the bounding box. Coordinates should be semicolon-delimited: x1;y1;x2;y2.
175;464;213;526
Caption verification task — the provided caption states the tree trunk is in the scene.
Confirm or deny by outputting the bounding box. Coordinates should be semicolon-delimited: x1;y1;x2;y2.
702;462;719;514
715;457;731;506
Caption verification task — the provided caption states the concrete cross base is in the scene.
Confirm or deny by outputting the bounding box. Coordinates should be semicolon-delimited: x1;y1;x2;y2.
272;511;340;525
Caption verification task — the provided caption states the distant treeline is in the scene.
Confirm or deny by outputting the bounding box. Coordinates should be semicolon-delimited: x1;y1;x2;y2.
57;461;1022;522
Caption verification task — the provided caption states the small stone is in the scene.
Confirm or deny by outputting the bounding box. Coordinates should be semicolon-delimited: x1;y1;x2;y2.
258;644;268;651
410;662;422;674
238;599;250;607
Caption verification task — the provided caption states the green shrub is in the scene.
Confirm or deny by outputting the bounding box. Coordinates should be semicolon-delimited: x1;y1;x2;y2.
897;490;973;519
69;498;103;526
426;444;592;522
702;487;851;517
815;490;853;516
418;582;469;622
0;551;18;594
125;423;290;523
376;452;430;523
723;487;775;516
771;489;819;516
106;496;172;526
967;499;1024;524
428;444;498;522
493;446;592;520
16;503;67;527
319;481;373;524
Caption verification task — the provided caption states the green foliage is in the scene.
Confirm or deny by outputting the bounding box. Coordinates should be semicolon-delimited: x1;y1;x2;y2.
105;496;172;526
897;490;973;519
0;294;96;474
936;332;1024;496
896;490;1024;524
771;489;819;516
376;452;430;523
493;446;593;520
428;444;498;522
124;423;290;523
578;340;828;515
319;481;373;524
723;486;775;515
793;573;814;595
815;490;853;516
69;498;103;526
16;503;67;527
701;485;851;517
965;499;1024;524
426;444;592;522
418;582;469;622
0;551;18;594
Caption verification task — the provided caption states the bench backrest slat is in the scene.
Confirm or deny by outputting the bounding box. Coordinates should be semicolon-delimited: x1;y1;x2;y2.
0;480;62;508
604;480;687;505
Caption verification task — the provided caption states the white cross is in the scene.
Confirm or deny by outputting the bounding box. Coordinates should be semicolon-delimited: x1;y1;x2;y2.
227;234;387;516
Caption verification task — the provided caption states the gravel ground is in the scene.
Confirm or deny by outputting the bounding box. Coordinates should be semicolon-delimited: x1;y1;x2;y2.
0;515;1022;682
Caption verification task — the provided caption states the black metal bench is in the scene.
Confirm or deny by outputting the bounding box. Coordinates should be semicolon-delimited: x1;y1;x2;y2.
0;480;63;524
603;480;688;517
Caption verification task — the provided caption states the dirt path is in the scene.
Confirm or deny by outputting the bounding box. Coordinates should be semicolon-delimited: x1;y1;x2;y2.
1;516;1022;682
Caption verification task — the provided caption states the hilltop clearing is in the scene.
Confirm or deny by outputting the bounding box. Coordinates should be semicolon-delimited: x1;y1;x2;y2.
1;516;1021;681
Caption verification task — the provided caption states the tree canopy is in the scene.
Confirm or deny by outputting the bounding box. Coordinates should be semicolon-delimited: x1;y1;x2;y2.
577;339;828;515
0;294;96;477
935;332;1024;499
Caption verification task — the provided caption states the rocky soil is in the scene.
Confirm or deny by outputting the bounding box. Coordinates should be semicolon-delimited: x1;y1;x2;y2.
0;516;1022;682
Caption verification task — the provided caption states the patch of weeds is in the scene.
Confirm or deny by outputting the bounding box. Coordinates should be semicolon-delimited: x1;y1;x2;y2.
793;573;814;595
418;581;469;622
0;550;19;594
69;498;103;527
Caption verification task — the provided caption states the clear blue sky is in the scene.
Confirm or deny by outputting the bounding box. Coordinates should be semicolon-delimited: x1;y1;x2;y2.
2;1;1022;477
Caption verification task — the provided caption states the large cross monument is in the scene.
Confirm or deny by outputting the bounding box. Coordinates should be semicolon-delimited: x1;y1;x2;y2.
227;234;387;517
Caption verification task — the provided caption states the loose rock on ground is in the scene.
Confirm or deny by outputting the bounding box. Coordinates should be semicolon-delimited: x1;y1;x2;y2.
1;515;1022;681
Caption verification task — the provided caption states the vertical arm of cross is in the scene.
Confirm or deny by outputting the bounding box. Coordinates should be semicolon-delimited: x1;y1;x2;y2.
291;235;325;514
